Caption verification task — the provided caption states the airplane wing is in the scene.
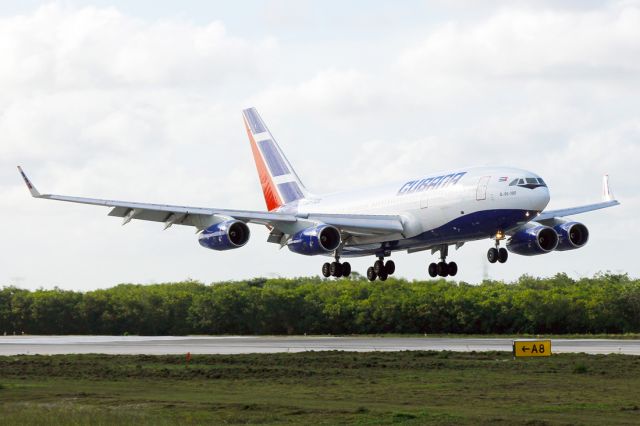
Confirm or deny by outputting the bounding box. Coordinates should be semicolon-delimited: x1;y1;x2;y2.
17;167;404;235
535;175;620;222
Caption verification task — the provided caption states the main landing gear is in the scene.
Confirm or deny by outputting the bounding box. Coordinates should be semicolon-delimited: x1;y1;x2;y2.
428;245;457;278
321;255;351;278
487;232;508;264
366;257;396;282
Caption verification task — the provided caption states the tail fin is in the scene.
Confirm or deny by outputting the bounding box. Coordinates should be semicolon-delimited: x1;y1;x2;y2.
242;108;310;211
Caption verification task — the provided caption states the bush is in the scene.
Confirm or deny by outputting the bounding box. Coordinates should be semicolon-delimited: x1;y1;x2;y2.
1;273;638;335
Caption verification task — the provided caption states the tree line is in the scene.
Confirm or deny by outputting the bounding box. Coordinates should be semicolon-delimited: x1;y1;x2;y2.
1;273;638;335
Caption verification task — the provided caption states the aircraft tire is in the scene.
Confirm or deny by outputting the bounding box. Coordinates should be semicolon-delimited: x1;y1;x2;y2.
385;260;395;275
322;262;331;277
341;262;351;277
448;262;458;277
437;261;448;277
498;248;508;263
330;261;342;277
487;248;498;264
378;271;388;281
367;266;377;282
428;263;438;277
373;259;385;275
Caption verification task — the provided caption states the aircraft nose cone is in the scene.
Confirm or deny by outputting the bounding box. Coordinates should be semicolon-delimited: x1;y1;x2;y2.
534;185;551;212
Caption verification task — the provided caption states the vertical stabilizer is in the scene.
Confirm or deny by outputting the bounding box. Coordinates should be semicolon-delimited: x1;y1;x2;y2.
242;108;310;211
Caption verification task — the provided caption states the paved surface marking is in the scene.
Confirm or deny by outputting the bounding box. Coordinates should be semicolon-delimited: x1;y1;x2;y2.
1;336;639;356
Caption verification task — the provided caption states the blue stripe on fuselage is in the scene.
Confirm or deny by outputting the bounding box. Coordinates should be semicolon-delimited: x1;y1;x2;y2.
341;208;530;257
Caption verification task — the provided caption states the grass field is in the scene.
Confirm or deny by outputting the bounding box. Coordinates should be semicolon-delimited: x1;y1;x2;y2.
1;351;639;425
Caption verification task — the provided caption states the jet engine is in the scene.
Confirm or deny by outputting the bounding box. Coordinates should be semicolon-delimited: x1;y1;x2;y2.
506;224;558;256
287;224;341;256
554;221;589;251
198;220;250;251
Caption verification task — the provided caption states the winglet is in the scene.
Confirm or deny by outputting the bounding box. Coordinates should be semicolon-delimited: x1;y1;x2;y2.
602;174;614;202
17;166;41;197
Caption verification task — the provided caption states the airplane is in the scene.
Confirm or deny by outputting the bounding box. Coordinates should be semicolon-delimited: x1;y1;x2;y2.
18;107;620;281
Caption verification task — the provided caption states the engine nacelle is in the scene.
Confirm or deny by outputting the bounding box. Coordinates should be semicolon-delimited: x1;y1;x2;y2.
198;220;250;251
287;224;341;256
507;224;558;256
554;222;589;251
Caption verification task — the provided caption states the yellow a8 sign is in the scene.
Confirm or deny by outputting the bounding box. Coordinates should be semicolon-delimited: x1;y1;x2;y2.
513;340;552;357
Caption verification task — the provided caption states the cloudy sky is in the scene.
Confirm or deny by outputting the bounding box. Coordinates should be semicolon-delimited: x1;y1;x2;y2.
1;1;638;290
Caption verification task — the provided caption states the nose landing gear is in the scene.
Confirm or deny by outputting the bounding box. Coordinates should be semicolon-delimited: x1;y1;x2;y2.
487;232;508;264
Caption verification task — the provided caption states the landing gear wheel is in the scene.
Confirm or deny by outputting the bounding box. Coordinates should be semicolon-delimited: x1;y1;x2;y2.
447;262;458;277
373;260;385;275
498;248;508;264
487;248;499;264
330;261;343;277
341;262;351;277
321;262;331;278
367;266;377;282
378;271;389;281
384;260;395;275
437;261;448;277
428;263;438;278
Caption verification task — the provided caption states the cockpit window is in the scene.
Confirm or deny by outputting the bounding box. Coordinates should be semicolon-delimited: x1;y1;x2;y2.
510;176;547;188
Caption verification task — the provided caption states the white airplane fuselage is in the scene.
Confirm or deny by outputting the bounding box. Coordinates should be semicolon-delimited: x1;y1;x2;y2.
289;166;550;257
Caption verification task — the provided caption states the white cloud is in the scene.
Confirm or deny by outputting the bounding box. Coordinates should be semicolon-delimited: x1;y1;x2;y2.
398;3;640;80
0;4;277;93
1;2;638;289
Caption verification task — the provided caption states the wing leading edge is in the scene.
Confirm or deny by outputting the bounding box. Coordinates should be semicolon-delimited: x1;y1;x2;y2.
536;175;620;222
17;167;404;236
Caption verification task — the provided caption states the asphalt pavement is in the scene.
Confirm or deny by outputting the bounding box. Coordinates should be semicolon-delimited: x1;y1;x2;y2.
1;335;638;355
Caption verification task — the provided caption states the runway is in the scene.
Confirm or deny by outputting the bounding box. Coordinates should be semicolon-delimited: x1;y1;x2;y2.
1;335;639;355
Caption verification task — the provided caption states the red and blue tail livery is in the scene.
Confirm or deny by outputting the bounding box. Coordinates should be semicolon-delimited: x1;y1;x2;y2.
242;108;308;211
18;108;620;280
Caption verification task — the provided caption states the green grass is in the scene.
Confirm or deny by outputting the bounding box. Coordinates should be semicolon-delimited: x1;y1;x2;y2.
1;352;640;425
